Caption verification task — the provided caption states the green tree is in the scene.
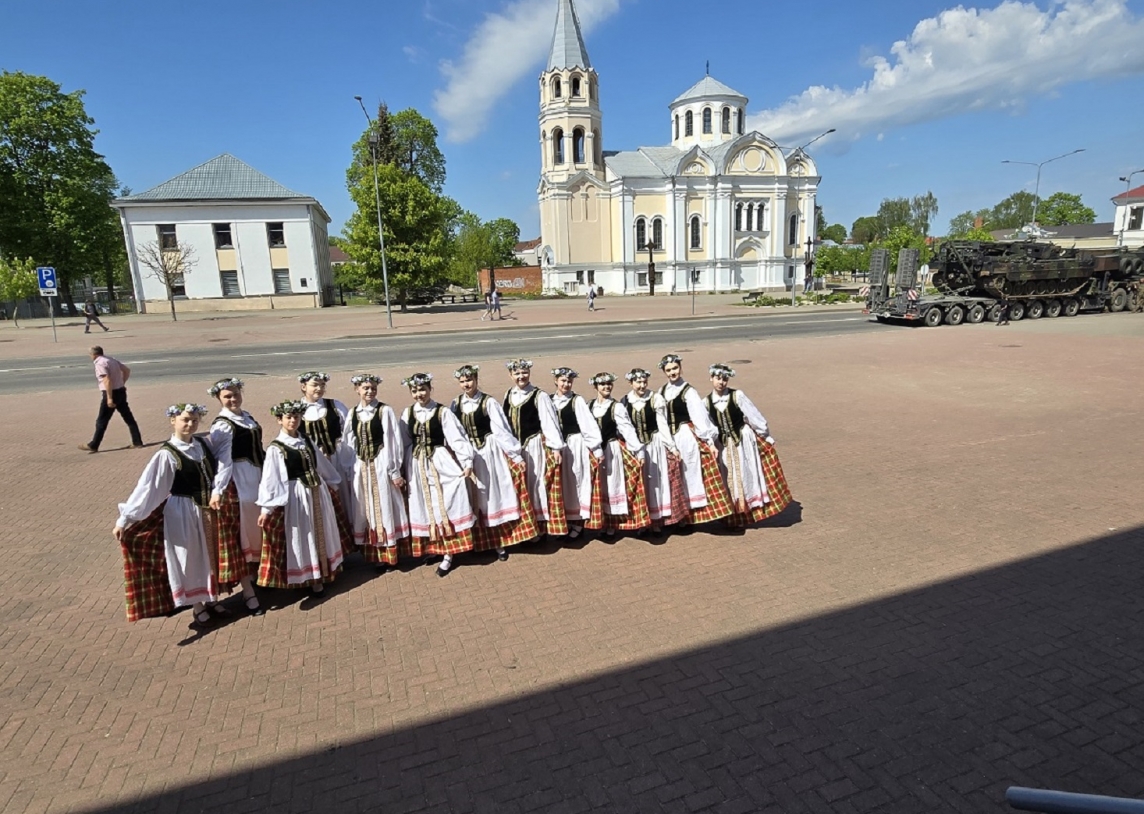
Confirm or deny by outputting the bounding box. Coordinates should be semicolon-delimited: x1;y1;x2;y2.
814;244;869;277
876;197;913;237
910;191;939;236
1037;192;1096;226
448;214;523;287
948;209;991;237
989;191;1036;230
875;225;929;266
820;223;847;243
0;255;38;326
850;216;880;245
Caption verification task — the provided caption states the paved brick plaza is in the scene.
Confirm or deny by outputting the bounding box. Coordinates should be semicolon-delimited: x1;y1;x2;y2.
1;310;1143;813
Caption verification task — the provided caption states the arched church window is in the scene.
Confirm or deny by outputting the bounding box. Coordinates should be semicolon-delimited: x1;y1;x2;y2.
788;213;799;246
685;111;694;137
746;203;755;232
572;128;585;163
635;218;647;251
722;107;731;135
735;203;743;232
690;216;702;250
553;78;562;99
702;108;712;135
674;115;679;141
652;218;663;250
553;128;565;164
737;108;745;135
756;202;766;232
572;76;582;98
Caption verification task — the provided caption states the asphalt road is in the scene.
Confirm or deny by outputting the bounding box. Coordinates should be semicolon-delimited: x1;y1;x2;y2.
0;309;885;395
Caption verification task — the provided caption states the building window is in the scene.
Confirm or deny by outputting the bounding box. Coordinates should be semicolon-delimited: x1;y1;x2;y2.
637;271;663;287
575;270;585;285
788;213;799;246
690;216;702;250
553;78;562;99
1130;206;1144;230
553;128;564;164
573;128;585;163
267;222;286;248
170;275;186;297
702;107;712;134
722;107;731;134
685;111;693;137
213;223;233;249
272;269;292;294
587;269;596;285
635;217;647;251
737;108;744;135
157;224;177;250
652;218;663;250
220;271;240;297
735;203;743;232
674;115;679;140
572;76;581;97
563;281;579;294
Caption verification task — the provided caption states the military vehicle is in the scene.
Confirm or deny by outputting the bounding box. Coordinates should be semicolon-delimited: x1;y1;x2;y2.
865;241;1144;326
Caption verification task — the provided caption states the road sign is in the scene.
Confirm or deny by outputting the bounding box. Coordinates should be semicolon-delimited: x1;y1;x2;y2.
36;266;58;297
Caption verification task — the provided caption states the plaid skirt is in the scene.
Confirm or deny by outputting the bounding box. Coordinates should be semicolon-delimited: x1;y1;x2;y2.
688;444;734;524
473;458;541;551
257;505;342;589
329;487;356;555
360;530;400;566
665;455;691;526
121;503;175;622
587;448;649;531
542;448;569;536
726;441;794;526
399;527;475;558
216;483;248;588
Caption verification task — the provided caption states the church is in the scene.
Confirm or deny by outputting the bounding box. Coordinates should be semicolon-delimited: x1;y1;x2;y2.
537;0;823;296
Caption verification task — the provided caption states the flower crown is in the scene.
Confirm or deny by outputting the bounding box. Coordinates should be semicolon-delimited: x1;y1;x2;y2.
454;364;480;379
298;371;329;384
270;400;308;417
626;368;651;382
505;359;533;371
709;363;736;379
589;372;616;386
551;367;578;379
207;378;244;398
166;403;209;418
351;374;382;386
658;354;683;370
402;372;434;388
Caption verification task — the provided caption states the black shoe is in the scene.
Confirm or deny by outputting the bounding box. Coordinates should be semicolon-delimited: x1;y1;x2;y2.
206;603;233;619
375;564;390;575
131;442;146;449
497;549;509;562
436;566;451;578
189;610;215;632
245;597;265;617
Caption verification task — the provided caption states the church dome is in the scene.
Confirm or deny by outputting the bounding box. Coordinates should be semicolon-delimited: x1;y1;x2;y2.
670;76;748;108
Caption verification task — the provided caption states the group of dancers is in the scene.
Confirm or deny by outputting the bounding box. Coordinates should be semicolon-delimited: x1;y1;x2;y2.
114;355;793;632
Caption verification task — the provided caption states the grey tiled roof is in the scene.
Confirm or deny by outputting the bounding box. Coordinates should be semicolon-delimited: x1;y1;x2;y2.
605;147;685;178
547;0;592;70
119;154;309;202
672;76;747;106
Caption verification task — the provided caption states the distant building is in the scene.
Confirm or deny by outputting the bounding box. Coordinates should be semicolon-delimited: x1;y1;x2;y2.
1113;184;1144;248
989;222;1116;250
114;154;335;312
513;237;543;266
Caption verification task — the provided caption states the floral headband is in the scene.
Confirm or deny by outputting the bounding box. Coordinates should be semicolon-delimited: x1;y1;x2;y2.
166;403;209;418
551;367;578;379
402;372;434;388
271;400;308;417
658;354;683;370
454;365;480;379
351;374;382;386
709;364;736;379
298;371;329;384
506;359;533;371
589;372;616;386
626;368;651;382
207;378;244;398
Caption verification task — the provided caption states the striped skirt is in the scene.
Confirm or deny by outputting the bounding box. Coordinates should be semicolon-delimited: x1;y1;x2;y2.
473;458;541;551
688;444;734;524
120;503;175;622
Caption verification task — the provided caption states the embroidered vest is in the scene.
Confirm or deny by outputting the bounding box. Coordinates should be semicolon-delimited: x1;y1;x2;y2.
271;438;321;487
504;388;542;444
301;398;342;456
595;401;618;444
405;405;446;459
351;405;386;462
661;383;694;436
706;390;746;444
163;439;217;507
214;415;265;468
621;395;658;445
452;394;493;449
558;397;582;439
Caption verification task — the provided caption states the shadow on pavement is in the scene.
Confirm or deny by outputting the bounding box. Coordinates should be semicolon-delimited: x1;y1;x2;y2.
89;524;1144;813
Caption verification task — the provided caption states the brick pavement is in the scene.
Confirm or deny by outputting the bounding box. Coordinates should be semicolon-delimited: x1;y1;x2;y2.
0;314;1142;812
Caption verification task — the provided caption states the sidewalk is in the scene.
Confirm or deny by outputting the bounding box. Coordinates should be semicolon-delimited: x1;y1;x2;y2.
0;294;862;360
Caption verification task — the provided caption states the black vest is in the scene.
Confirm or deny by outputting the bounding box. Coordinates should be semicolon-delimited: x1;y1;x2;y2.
504;388;543;444
214;414;265;468
452;394;493;449
661;383;694;435
706;390;746;444
271;438;321;487
351;405;386;461
405;405;446;459
558;396;582;438
621;395;659;445
595;401;618;444
163;438;217;507
301;398;342;457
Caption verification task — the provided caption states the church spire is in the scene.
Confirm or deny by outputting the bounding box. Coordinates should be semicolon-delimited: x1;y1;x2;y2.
547;0;592;71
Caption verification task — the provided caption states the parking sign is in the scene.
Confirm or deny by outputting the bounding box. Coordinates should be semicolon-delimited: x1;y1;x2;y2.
36;266;58;297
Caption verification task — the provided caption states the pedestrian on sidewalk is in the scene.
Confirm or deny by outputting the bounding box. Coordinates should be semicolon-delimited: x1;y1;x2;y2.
80;346;144;453
481;290;492;321
996;297;1011;326
491;287;502;320
587;286;597;312
83;299;109;333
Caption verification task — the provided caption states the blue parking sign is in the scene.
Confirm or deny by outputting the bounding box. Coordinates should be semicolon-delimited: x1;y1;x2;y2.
36;266;58;297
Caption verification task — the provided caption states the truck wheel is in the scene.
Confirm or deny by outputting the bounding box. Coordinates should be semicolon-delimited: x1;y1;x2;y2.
1027;300;1044;319
923;307;943;327
1063;298;1080;317
1133;257;1144;274
1110;288;1128;312
944;305;965;325
1045;299;1062;318
1121;256;1136;273
967;303;987;324
987;304;1003;322
1009;302;1026;321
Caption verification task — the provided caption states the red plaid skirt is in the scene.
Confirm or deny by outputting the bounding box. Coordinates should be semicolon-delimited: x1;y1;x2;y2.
689;444;734;524
215;483;247;588
399;527;475;558
726;440;794;526
665;455;690;526
473;457;541;551
121;503;175;622
257;505;342;588
587;448;650;531
329;487;356;555
542;448;568;536
360;530;400;566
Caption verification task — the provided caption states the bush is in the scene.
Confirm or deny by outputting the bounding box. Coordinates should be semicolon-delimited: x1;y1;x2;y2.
751;295;791;307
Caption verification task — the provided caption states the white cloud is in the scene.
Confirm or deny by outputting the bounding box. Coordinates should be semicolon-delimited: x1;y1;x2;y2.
433;0;622;143
749;0;1144;148
403;45;426;63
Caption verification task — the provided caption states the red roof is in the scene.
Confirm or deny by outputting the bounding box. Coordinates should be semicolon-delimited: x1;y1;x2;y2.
1112;183;1144;204
514;237;542;253
329;246;350;263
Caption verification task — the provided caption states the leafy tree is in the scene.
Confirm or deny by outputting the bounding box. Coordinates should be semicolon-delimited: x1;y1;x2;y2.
815;205;827;236
876;197;913;237
820;223;847;243
448;214;523;287
0;255;38;326
989;191;1036;230
910;191;939;236
1037;192;1096;226
136;239;195;321
814;244;869;277
850;216;880;245
948;209;991;237
875;225;929;266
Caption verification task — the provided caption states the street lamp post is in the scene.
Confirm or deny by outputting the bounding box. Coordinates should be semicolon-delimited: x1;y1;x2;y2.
780;128;835;305
1001;148;1085;233
353;96;394;329
1117;169;1144;247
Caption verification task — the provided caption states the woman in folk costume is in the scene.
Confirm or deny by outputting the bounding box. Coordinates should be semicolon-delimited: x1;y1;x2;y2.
622;368;689;533
451;365;539;561
705;364;793;525
503;359;568;536
115;404;229;631
399;373;478;578
206;378;266;617
550;367;604;538
297;371;355;554
257;400;346;596
586;373;650;536
658;354;733;524
342;374;410;573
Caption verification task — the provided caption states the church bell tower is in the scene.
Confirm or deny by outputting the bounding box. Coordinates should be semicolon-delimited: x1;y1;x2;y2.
538;0;603;183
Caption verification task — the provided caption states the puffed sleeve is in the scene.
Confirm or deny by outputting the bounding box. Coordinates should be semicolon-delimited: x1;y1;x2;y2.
381;405;404;478
332;399;356;472
735;391;772;441
536;391;567;451
117;448;178;527
486;398;524;461
651;394;678;453
684;386;718;444
574;396;603;457
440;408;476;469
612;402;645;457
208;419;235;495
257;444;289;514
399;406;414;477
341;407;358;458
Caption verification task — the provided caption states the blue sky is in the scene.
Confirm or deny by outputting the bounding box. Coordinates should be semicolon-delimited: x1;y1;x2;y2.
3;0;1143;238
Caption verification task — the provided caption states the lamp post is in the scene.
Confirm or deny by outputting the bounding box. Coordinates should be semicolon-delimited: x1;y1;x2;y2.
1001;148;1085;234
353;96;393;329
779;129;834;305
1117;169;1144;247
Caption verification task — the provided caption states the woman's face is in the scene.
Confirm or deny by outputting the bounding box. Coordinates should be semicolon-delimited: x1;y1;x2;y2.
357;381;377;402
170;410;200;440
662;361;683;384
410;384;432;406
512;369;531;389
458;375;479;398
279;413;301;435
594;382;613;400
301;379;326;401
554;375;574;396
710;374;731;395
217;387;243;412
630;377;650;398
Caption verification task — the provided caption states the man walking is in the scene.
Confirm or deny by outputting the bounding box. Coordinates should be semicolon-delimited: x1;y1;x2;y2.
587;286;597;312
491;287;502;320
83;299;109;333
80;346;144;452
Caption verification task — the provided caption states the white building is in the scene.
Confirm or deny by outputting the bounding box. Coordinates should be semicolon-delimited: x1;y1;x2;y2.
537;0;823;296
114;154;335;311
1113;183;1144;248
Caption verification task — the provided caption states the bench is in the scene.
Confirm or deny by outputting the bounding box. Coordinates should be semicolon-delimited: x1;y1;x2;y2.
741;289;766;303
434;290;481;304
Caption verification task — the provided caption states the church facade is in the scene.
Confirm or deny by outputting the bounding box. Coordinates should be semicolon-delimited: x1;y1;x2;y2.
537;0;822;296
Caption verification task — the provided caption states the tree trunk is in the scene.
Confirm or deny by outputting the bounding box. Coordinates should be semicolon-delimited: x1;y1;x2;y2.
399;289;408;313
166;283;178;321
